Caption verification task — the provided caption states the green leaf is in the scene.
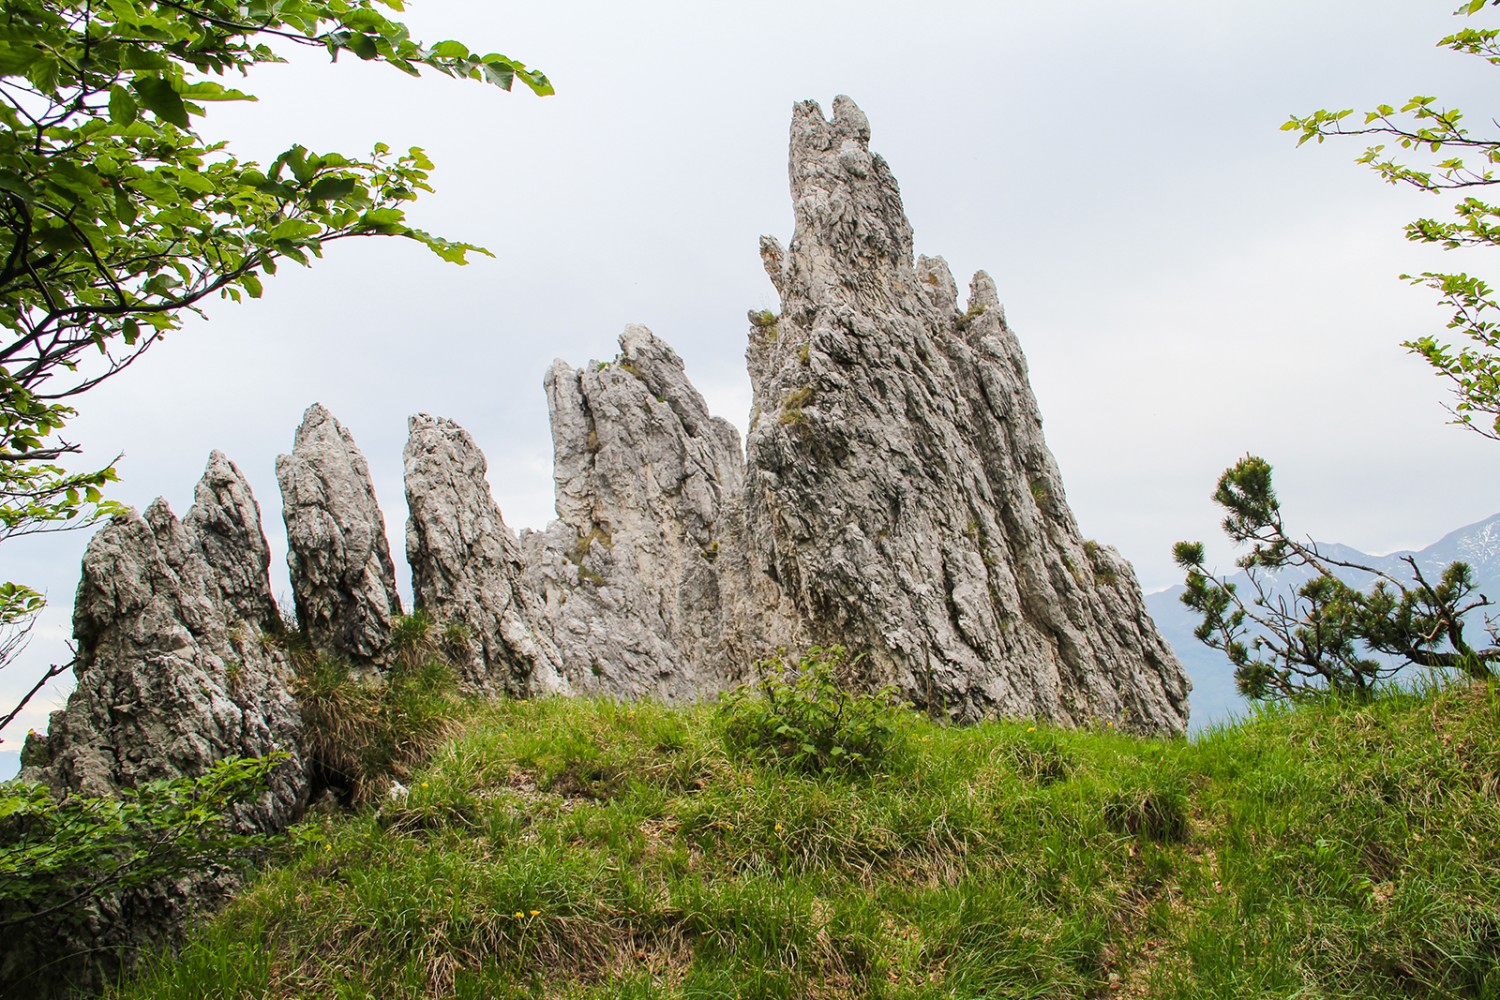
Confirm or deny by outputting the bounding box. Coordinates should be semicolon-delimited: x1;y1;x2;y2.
108;85;138;125
482;60;515;90
132;75;189;128
0;43;36;76
347;32;379;60
308;176;359;202
268;218;322;241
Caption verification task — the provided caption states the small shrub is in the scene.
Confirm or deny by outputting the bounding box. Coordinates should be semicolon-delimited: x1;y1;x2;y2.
1081;540;1119;586
389;609;434;668
567;524;612;566
0;755;282;997
1062;553;1084;587
779;385;815;425
716;647;905;777
0;754;282;913
389;609;473;672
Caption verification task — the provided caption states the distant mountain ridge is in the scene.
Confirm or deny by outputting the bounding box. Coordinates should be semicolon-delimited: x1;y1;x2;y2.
1147;512;1500;731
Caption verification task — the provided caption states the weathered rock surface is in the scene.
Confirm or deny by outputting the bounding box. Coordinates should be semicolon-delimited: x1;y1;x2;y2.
404;413;569;696
518;325;788;699
12;453;310;995
742;96;1189;731
277;403;401;668
22;451;307;823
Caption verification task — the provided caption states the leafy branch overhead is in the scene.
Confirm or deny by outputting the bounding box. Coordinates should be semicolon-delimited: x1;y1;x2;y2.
0;0;549;717
1281;0;1500;439
1174;456;1498;702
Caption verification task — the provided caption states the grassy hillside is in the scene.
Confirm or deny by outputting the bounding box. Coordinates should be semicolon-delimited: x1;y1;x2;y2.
116;679;1500;999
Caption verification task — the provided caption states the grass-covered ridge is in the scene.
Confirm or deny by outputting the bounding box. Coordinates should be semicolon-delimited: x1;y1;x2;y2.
118;679;1500;999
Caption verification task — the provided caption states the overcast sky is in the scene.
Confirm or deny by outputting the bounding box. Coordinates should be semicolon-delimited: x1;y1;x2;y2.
6;0;1500;744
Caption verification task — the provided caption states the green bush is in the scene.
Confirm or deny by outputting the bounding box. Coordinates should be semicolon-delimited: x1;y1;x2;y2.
0;755;282;996
0;754;283;918
715;647;905;776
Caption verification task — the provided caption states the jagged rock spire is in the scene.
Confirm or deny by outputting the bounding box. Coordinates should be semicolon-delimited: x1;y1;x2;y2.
14;453;309;993
276;403;401;667
404;413;569;696
23;452;308;825
519;325;760;699
744;96;1190;731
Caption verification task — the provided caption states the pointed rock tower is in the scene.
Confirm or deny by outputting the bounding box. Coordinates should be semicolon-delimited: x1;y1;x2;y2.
276;403;402;669
519;325;762;699
22;452;308;827
404;413;570;697
743;97;1189;731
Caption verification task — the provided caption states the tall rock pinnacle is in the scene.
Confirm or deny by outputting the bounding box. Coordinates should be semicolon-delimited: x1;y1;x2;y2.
22;452;309;824
404;413;570;696
15;453;309;992
744;97;1190;731
276;403;401;667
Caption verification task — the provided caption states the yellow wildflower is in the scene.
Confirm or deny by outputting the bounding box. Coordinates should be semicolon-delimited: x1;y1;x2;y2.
514;911;524;919
774;824;784;832
529;910;540;917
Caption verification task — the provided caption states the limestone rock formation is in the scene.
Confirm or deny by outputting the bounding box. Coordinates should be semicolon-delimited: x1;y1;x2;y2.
518;324;782;699
404;413;569;696
277;403;401;668
14;453;308;994
742;96;1189;731
20;99;1191;841
21;451;308;823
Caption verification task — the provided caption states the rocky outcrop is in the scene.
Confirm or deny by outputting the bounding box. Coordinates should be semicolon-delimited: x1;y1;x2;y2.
742;96;1188;731
22;451;308;825
404;413;569;696
277;403;401;668
5;92;1194;998
13;453;308;996
21;99;1189;827
518;325;783;699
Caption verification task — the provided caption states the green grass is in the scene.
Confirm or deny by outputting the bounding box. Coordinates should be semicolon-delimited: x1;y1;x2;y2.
114;680;1500;999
